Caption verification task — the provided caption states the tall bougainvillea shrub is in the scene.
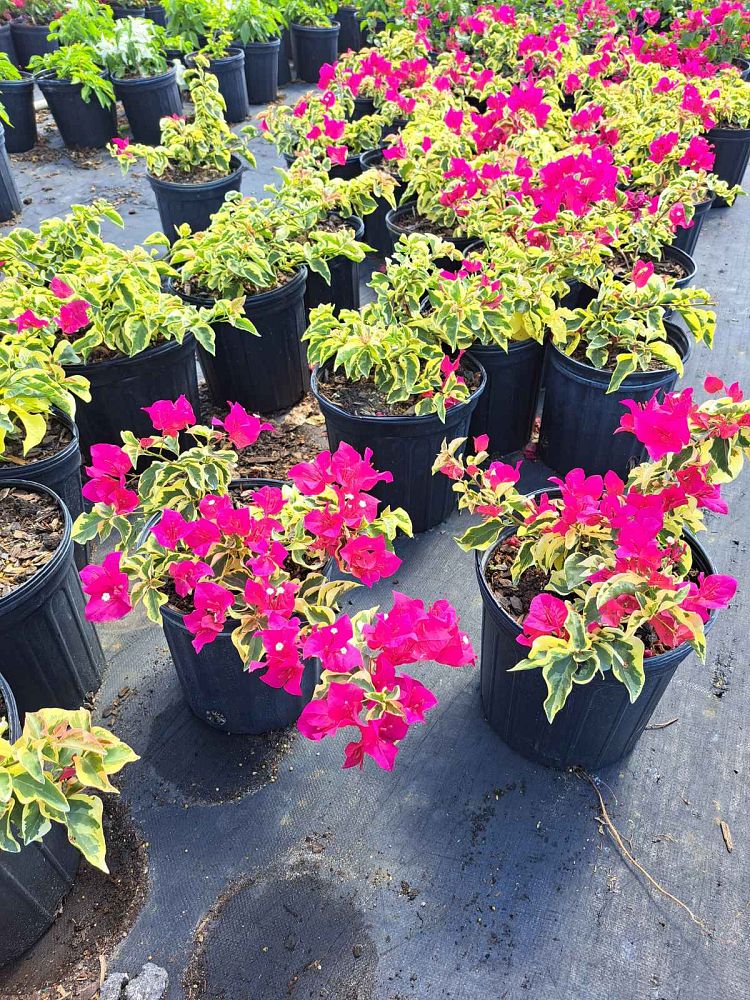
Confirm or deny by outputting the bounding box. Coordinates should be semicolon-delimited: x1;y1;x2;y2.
434;376;750;720
75;399;476;770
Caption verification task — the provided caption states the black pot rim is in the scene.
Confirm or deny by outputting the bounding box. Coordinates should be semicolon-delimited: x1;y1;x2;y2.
172;263;308;309
707;123;750;139
475;508;718;673
147;154;244;191
0;408;80;482
310;354;487;426
0;71;34;87
662;243;697;281
0;671;20;742
237;36;281;49
35;69;108;88
111;65;177;86
10;19;53;31
385;199;469;242
0;479;72;614
186;47;245;67
64;332;196;374
468;338;543;357
290;20;340;32
547;320;692;386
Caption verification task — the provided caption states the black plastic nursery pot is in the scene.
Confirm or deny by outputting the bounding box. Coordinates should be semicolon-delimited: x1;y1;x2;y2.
64;335;200;459
0;672;81;967
351;95;375;120
360;147;404;256
35;73;117;150
108;1;146;16
467;340;545;457
0;124;21;222
147;154;244;241
538;322;691;480
386;200;475;266
279;26;292;84
0;22;17;65
10;21;57;71
311;357;487;534
0;72;37;152
336;5;363;52
476;525;717;770
305;214;365;315
112;66;182;145
178;268;309;415
291;21;340;84
672;196;714;257
144;2;166;25
0;481;104;718
159;478;321;734
239;39;279;106
708;125;750;207
188;48;249;121
0;411;86;568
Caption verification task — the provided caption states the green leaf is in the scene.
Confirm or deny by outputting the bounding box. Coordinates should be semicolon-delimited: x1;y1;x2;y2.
542;654;576;722
455;519;503;552
607;635;646;701
65;794;107;871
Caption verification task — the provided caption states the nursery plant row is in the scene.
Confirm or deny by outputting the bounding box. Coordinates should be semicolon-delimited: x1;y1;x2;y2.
1;0;750;976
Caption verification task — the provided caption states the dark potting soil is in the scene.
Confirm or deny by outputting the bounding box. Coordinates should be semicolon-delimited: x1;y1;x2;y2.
390;203;464;240
0;416;72;469
485;537;697;657
159;162;233;184
0;797;149;999
317;366;482;417
0;487;63;599
199;385;328;482
568;341;671;372
317;212;357;233
175;267;296;300
605;250;688;282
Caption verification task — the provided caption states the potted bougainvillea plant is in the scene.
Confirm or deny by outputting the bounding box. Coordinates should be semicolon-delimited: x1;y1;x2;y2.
0;675;138;965
74;398;476;767
434;374;750;770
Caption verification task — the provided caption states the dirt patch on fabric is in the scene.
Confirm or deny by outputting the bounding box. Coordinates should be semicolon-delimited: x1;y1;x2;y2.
183;867;377;999
0;486;64;599
0;797;149;1000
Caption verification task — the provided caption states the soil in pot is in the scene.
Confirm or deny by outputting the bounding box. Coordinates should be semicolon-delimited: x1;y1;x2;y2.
0;418;72;470
0;798;149;997
0;485;64;599
318;364;482;417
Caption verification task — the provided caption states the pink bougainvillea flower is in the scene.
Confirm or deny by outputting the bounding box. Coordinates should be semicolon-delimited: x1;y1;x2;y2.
648;131;679;164
212;402;272;449
383;138;407;160
303;616;363;673
679;136;715;172
57;298;90;334
485;460;522;491
297;681;364;740
168;559;213;597
111;136;130;154
444;108;464;132
339;535;401;586
684;574;737;612
704;374;725;394
421;135;432;152
288;451;334;494
473;434;489;453
50;276;74;299
142;396;196;436
250;616;305;694
396;673;438;723
150;508;190;549
13;309;48;332
317;63;336;89
631;259;654;288
184;581;234;653
322;115;346;140
669;203;689;230
306;125;322;140
326;144;348;165
180;517;221;558
80;552;132;622
85;442;132;480
81;444;138;513
330;441;393;493
642;7;660;25
343;716;409;771
517;593;569;647
618;390;694;460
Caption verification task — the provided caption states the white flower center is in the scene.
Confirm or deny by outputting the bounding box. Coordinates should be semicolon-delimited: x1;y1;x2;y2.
102;593;111;602
275;643;284;652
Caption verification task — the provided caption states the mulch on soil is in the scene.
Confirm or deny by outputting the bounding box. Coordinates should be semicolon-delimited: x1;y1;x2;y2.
317;366;482;417
0;418;72;470
0;487;63;599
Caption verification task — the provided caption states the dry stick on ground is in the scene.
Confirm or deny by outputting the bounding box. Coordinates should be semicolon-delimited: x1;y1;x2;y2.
574;768;713;936
645;717;679;731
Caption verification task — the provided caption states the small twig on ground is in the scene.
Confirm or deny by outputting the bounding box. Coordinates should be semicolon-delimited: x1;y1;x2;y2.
575;767;712;936
719;820;734;853
645;717;679;731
